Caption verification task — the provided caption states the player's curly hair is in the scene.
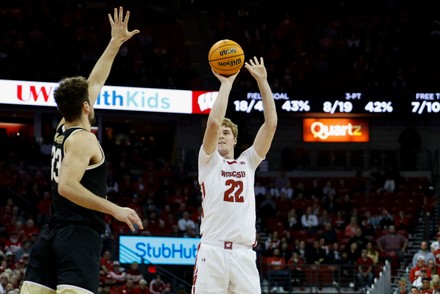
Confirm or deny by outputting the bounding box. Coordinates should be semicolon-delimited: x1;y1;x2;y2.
54;76;89;122
222;118;238;139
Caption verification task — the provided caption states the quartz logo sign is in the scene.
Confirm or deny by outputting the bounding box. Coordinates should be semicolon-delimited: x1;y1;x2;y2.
303;118;369;142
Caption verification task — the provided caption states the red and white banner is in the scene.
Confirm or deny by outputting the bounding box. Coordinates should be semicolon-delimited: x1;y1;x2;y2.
0;79;217;114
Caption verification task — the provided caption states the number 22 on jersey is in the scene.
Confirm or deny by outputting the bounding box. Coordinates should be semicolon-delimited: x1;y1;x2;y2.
201;180;244;203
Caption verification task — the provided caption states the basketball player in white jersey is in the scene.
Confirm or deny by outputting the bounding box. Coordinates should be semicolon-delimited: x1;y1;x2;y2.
191;56;277;294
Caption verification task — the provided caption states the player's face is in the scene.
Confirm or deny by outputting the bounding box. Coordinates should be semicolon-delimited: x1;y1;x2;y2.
218;126;236;157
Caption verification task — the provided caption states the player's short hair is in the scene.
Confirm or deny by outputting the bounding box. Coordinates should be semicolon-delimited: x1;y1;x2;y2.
222;118;238;139
54;76;89;122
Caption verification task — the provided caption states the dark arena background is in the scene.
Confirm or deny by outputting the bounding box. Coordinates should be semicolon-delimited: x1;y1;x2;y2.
1;1;440;293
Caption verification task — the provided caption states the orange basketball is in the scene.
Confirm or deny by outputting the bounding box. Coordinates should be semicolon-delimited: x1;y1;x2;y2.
208;39;245;76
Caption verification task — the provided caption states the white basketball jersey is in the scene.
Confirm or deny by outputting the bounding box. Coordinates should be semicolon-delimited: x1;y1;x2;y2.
198;146;263;246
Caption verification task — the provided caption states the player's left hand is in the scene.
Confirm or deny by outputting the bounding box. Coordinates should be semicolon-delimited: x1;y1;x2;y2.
245;56;267;80
108;6;140;43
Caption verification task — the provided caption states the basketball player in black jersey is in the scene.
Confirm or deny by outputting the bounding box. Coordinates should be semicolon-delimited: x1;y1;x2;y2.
21;7;143;294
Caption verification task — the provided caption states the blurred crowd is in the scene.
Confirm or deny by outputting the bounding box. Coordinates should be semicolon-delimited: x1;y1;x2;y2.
0;133;437;293
1;1;440;96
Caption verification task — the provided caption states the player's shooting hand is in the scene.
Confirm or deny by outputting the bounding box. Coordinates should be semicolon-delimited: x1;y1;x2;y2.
245;56;267;81
211;68;239;85
114;207;144;232
108;6;140;44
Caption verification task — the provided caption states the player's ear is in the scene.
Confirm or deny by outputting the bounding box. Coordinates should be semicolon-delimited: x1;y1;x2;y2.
83;101;90;113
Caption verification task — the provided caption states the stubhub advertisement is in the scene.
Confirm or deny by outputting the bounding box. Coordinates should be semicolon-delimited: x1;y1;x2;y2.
119;236;200;265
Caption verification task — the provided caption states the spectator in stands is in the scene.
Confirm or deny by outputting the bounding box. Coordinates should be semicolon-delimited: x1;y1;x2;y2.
360;215;376;241
4;232;22;259
378;208;394;229
431;232;440;252
376;225;408;263
347;227;369;256
334;211;346;231
100;250;114;277
135;279;150;294
428;259;439;276
265;231;281;255
364;210;381;230
318;209;332;228
107;261;126;287
366;241;379;265
322;179;337;201
149;274;170;294
285;208;299;230
320;221;338;245
310;197;322;216
416;276;432;292
325;242;342;264
336;250;356;288
177;211;197;236
398;278;409;294
377;173;396;193
266;248;289;293
279;240;293;262
280;180;294;199
22;219;39;242
344;216;360;238
394;210;410;231
322;193;339;215
410;256;431;283
346;242;360;265
111;278;134;294
413;241;436;267
301;206;318;233
287;251;305;290
125;262;143;283
356;249;374;291
431;274;440;291
0;273;8;294
306;239;326;265
296;240;307;263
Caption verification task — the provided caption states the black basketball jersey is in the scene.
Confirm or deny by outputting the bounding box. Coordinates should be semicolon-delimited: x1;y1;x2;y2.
50;125;107;234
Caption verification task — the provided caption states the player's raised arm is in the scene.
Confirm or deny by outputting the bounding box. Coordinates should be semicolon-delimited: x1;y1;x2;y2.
202;69;239;155
245;57;277;157
88;6;140;105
